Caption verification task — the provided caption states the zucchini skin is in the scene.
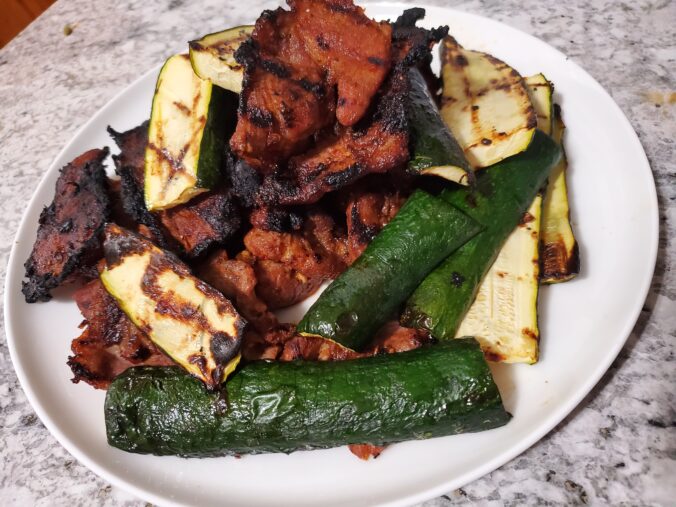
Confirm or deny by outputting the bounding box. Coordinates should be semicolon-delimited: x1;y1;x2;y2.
105;339;510;457
195;86;238;190
296;190;481;350
402;130;562;339
406;67;472;184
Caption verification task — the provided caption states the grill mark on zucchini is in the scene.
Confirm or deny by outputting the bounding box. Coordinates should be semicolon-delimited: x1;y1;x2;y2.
100;224;245;389
439;37;536;168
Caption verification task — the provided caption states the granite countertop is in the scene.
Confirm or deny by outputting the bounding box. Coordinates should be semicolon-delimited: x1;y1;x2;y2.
0;0;673;505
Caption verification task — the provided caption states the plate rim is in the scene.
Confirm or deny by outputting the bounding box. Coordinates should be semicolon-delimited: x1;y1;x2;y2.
3;3;659;506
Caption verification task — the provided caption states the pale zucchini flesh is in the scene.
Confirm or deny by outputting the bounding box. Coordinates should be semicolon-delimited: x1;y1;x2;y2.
145;54;229;211
525;73;553;135
541;106;579;283
455;195;543;363
439;36;536;168
454;73;554;363
99;224;245;389
189;25;253;93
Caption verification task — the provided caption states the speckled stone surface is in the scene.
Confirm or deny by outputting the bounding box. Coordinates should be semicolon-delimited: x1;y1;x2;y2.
0;0;673;505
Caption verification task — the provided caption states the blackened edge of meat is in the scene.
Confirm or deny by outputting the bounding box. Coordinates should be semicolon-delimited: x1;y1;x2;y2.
251;205;305;233
183;191;243;259
392;7;426;28
115;164;168;246
369;70;409;134
22;148;111;303
226;157;262;208
392;8;449;69
107;123;170;249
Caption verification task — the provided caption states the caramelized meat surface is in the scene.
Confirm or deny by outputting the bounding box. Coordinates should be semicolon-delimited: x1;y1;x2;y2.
289;0;392;127
158;190;241;258
245;229;330;309
67;279;172;389
346;188;406;263
108;122;240;257
257;68;410;207
23;148;111;303
198;250;277;332
230;0;391;171
244;209;347;308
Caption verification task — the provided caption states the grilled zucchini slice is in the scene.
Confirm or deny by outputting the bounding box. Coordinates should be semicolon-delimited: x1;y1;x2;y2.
541;106;579;282
145;54;235;211
189;25;253;93
455;195;543;363
106;340;510;457
452;73;555;363
525;73;554;135
99;224;245;389
439;37;536;168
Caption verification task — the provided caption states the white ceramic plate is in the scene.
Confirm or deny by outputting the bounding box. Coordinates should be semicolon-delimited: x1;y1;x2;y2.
4;3;658;506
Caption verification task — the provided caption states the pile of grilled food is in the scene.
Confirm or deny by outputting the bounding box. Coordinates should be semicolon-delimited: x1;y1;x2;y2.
22;0;578;459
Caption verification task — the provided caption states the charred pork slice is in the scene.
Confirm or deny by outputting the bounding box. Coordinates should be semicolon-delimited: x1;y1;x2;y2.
253;11;448;208
108;122;240;257
23;148;111;303
230;0;391;171
68;279;172;389
157;190;241;258
257;68;410;207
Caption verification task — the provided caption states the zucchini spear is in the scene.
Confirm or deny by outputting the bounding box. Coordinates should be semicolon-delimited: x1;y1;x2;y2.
105;339;510;457
541;106;579;283
144;54;236;211
189;25;254;93
406;67;473;185
439;36;537;168
297;190;481;350
402;130;562;340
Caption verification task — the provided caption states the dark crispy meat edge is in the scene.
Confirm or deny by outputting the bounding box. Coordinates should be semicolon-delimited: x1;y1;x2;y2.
22;148;111;303
107;124;170;250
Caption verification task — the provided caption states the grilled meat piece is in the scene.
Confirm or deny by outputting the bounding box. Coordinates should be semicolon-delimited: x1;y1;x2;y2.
243;208;347;308
391;8;448;69
158;190;241;258
289;0;392;127
279;333;360;361
108;122;240;257
244;228;330;309
226;157;261;209
368;320;431;354
23;148;111;303
251;320;429;362
249;205;304;232
241;323;296;361
197;250;277;332
67;279;172;389
345;188;406;263
256;68;410;207
230;0;391;171
348;444;386;460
